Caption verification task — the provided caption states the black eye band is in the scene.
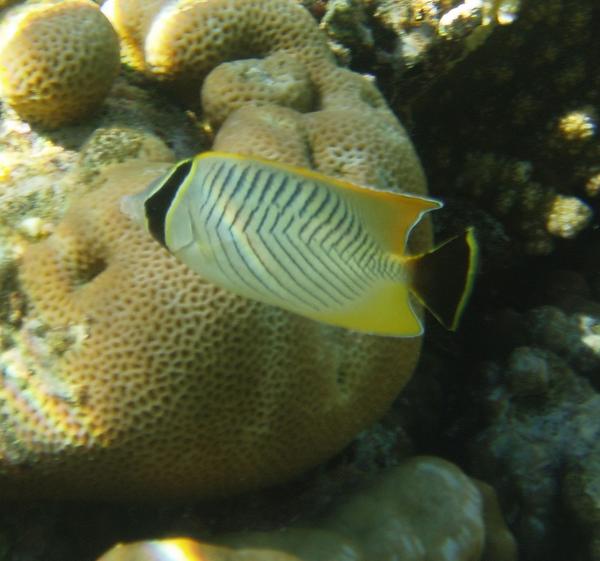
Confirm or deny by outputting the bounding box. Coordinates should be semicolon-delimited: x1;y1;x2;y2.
145;159;194;247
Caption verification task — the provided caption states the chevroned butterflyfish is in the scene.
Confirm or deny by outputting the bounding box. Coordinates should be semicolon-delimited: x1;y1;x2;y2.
121;152;478;336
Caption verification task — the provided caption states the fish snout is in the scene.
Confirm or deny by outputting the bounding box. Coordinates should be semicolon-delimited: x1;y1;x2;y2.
120;192;147;227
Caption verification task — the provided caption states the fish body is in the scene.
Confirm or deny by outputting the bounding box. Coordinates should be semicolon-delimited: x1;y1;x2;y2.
122;152;477;336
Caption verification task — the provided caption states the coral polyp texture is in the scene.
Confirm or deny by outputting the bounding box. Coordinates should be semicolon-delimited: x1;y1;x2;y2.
0;0;120;128
103;0;333;86
103;0;428;200
201;53;315;127
101;0;430;201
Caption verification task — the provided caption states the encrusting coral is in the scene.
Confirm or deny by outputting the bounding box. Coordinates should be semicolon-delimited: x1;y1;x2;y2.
0;0;120;128
0;0;434;499
96;457;516;561
453;152;593;255
201;53;315;127
469;345;600;561
0;0;531;558
76;125;176;182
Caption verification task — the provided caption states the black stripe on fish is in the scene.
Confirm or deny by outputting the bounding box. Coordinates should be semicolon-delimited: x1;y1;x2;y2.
270;175;289;206
257;220;335;311
282;181;303;210
300;193;336;244
253;214;328;309
215;166;251;230
230;170;265;230
281;228;349;305
338;217;362;257
215;208;272;297
146;158;194;247
242;173;275;233
204;162;237;225
196;159;224;209
281;196;360;301
298;185;319;217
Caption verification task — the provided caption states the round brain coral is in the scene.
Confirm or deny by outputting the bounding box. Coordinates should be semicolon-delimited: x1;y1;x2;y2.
0;0;120;128
3;161;426;499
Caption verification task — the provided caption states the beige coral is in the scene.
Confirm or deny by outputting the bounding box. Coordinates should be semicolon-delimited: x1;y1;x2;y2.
194;6;426;197
3;160;425;499
201;53;315;127
96;457;517;561
212;100;430;200
0;0;120;128
103;0;334;86
212;105;313;168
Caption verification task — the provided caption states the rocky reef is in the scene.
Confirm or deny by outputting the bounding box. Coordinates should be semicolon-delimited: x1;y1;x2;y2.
305;0;598;256
409;0;598;256
455;256;600;561
0;0;598;560
96;457;516;561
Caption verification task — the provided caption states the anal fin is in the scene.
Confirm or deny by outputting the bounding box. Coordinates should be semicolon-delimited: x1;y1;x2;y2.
310;281;423;337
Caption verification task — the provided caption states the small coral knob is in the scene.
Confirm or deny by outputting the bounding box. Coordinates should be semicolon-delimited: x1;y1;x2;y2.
0;0;120;128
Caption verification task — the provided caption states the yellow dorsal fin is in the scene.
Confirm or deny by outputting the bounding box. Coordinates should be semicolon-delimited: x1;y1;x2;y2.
200;151;442;254
340;185;441;254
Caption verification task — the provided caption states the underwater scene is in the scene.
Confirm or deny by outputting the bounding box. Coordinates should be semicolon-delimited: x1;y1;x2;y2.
0;0;598;559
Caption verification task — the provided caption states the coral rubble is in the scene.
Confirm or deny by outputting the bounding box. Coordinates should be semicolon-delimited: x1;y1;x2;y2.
469;345;600;560
460;255;600;561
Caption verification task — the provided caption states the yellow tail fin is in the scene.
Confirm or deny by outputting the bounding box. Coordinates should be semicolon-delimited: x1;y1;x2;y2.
405;228;478;330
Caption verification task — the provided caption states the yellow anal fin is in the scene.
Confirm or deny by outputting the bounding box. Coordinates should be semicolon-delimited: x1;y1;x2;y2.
310;281;423;337
405;227;479;331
